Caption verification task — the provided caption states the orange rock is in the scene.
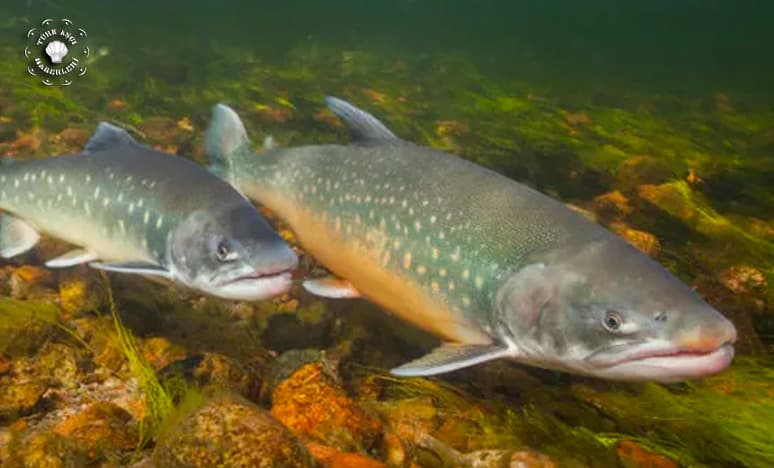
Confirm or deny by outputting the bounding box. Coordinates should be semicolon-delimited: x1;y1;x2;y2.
142;336;187;370
508;450;558;468
271;362;383;451
720;265;767;297
563;111;591;126
593;190;633;220
362;89;387;104
3;128;42;156
0;356;10;375
609;222;661;257
107;99;129;111
176;117;194;132
53;127;90;150
258;105;295;123
53;402;138;460
314;108;343;128
12;265;52;285
616;440;677;468
436;120;470;137
307;442;387;468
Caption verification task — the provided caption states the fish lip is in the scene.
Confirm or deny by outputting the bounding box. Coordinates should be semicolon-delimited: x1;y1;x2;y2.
221;268;294;287
588;339;736;368
586;342;735;381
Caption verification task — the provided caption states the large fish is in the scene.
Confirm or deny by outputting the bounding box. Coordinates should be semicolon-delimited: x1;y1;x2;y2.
204;97;737;381
0;122;297;300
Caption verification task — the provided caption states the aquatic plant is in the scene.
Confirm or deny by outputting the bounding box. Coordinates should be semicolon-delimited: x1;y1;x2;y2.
103;279;173;448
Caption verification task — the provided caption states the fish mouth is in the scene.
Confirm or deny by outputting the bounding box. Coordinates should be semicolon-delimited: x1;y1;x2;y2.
588;341;735;382
214;268;294;301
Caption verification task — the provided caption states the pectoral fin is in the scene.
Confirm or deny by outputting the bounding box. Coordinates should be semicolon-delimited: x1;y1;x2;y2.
89;261;172;278
0;214;40;258
45;249;98;268
303;276;361;298
390;343;512;377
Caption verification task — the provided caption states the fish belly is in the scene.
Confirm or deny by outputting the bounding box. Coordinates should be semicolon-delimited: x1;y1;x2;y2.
254;185;492;345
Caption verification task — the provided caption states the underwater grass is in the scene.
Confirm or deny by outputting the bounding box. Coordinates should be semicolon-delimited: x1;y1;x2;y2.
102;276;174;448
0;296;93;355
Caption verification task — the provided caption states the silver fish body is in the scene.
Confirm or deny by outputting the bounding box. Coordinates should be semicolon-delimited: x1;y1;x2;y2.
205;97;736;381
0;123;297;300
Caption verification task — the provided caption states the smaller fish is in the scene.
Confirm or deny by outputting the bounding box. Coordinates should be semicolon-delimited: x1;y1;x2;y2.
0;122;297;300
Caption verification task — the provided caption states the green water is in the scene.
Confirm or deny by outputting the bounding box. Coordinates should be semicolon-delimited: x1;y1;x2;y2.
0;1;773;467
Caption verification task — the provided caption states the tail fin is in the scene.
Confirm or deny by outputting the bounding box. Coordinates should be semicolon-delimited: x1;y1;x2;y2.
204;104;252;186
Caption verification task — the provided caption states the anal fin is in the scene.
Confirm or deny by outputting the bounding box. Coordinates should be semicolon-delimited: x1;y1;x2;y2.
0;214;40;258
303;275;361;298
45;249;98;268
391;343;512;377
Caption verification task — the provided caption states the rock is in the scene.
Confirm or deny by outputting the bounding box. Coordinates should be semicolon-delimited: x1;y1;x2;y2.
108;99;129;111
153;394;314;467
160;352;264;401
52;127;90;152
463;449;557;468
270;357;383;451
257;105;294;123
0;381;48;422
314;109;343;128
58;273;105;317
615;156;673;191
0;356;10;376
306;441;387;467
6;429;90;467
142;337;187;370
508;451;558;468
720;265;767;299
593;190;633;220
9;265;54;299
616;440;677;468
609;222;661;257
52;402;138;462
36;342;85;387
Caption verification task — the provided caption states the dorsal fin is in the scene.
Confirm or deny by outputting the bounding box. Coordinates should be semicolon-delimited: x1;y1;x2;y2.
83;122;139;154
204;104;252;183
325;96;398;143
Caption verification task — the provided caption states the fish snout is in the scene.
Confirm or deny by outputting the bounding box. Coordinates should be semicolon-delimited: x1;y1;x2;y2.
258;242;298;275
673;311;737;353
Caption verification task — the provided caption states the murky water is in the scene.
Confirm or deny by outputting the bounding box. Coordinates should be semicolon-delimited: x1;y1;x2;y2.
0;1;772;467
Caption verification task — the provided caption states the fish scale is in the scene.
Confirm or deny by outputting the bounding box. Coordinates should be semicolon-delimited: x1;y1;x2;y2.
205;97;737;381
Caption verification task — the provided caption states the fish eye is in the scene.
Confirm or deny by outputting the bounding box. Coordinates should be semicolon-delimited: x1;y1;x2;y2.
215;240;236;262
602;310;623;332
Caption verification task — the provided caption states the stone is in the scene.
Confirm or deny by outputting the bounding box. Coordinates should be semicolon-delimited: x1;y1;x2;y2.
52;402;138;462
153;394;314;467
616;440;677;468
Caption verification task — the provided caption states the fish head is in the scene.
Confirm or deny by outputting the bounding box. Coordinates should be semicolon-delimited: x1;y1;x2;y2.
168;204;298;300
498;237;736;382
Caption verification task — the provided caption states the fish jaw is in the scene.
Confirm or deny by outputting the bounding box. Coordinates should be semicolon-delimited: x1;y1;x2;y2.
583;317;737;382
208;270;294;301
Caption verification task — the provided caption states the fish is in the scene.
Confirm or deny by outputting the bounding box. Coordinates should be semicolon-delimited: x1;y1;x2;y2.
0;122;297;301
203;97;737;382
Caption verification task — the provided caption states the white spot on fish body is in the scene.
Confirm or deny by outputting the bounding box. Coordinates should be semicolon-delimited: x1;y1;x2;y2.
462;295;471;306
103;197;111;207
432;248;440;260
417;265;427;275
86;174;92;183
83;200;91;215
449;280;456;291
450;247;461;262
93;186;101;198
144;210;150;224
414;221;422;232
58;174;65;183
137;199;144;208
117;192;124;203
462;269;470;280
118;219;126;235
156;215;163;229
66;186;73;196
439;267;447;277
403;252;412;270
30;173;36;182
128;202;135;214
47;176;53;185
422;200;429;206
13;179;19;188
475;276;484;289
431;281;440;293
23;174;29;181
